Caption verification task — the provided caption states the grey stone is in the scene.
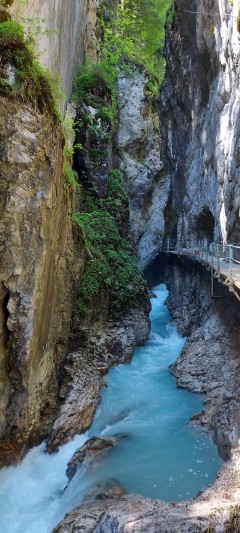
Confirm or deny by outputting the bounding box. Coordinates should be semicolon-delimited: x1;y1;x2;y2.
116;73;170;270
66;436;123;483
160;0;240;245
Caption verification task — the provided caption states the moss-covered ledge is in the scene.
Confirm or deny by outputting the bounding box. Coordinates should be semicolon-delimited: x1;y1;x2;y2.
0;19;59;116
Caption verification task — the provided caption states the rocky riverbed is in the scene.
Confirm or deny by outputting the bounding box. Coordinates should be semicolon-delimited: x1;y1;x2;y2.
53;257;240;532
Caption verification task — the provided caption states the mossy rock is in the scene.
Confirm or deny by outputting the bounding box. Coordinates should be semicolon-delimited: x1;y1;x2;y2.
225;505;240;533
0;20;59;118
0;0;15;6
0;9;11;22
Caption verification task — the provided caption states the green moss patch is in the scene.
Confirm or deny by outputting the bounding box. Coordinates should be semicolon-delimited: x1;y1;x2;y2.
73;171;146;316
225;505;240;533
0;20;59;116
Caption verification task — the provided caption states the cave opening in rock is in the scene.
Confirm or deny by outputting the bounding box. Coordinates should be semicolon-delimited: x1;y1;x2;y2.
194;206;215;242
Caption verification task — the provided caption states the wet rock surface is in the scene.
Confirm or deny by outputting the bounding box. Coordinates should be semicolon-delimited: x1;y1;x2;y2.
66;436;123;483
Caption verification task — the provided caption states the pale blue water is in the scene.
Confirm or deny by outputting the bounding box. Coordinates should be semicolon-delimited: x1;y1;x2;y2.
88;284;222;500
0;284;222;533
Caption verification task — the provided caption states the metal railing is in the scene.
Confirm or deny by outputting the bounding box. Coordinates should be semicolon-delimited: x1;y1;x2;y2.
160;239;240;289
208;243;240;284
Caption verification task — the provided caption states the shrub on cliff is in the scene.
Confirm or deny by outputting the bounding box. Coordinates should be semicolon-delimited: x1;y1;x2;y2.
73;171;147;316
0;19;60;115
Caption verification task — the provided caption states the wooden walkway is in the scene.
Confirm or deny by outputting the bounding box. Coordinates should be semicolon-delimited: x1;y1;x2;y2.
160;241;240;300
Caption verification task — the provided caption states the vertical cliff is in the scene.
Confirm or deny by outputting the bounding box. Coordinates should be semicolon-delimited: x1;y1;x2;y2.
160;0;240;244
0;0;90;464
116;72;170;270
9;0;89;104
0;79;84;464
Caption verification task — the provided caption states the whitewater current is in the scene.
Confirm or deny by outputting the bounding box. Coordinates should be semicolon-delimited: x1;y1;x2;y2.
0;284;222;533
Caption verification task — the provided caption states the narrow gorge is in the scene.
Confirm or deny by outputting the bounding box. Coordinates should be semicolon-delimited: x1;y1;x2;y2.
0;0;240;532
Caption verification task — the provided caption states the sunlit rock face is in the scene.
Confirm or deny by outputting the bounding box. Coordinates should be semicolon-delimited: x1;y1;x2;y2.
0;0;97;470
116;72;170;270
10;0;96;105
0;96;84;466
160;0;240;244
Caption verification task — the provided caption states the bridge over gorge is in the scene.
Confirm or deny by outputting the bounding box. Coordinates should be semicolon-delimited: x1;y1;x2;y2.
160;240;240;301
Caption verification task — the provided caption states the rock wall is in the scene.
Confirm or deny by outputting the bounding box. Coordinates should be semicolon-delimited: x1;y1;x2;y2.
0;0;95;465
116;72;170;270
9;0;97;105
160;0;240;244
47;305;150;453
0;94;84;465
0;0;154;466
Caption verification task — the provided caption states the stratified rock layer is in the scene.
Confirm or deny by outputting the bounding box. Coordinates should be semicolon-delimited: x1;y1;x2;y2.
0;96;83;465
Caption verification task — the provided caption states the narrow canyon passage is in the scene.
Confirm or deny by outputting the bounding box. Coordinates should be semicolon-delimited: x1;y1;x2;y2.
1;0;240;531
0;285;222;533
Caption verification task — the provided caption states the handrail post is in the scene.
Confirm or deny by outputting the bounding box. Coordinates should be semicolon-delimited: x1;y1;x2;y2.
191;239;194;257
210;243;214;296
167;238;170;253
229;244;233;283
217;244;220;276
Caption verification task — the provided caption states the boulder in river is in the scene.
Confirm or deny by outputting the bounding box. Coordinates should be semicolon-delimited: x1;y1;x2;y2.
66;436;123;483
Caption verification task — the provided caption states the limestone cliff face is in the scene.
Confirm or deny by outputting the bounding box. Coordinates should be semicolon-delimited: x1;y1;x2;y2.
0;95;84;465
160;0;240;244
158;0;240;459
8;0;96;105
0;0;99;466
116;73;170;270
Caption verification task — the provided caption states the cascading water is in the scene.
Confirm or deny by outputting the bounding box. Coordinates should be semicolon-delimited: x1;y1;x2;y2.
0;285;222;533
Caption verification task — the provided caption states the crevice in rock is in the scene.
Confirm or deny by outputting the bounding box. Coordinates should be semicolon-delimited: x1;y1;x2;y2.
193;206;215;241
1;285;10;347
